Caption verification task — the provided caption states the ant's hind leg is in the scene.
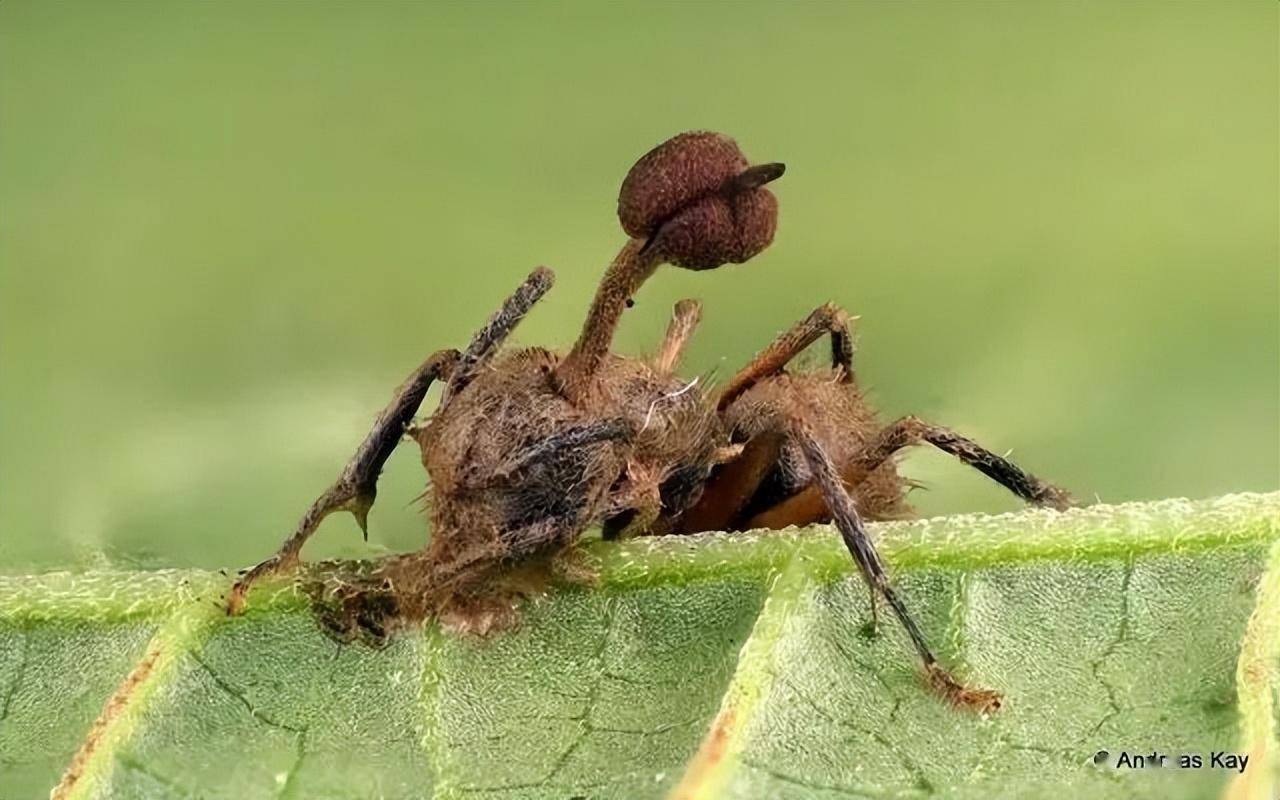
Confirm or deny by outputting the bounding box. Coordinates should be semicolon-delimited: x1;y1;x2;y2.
749;415;1072;530
877;417;1073;509
718;303;855;411
226;348;460;614
651;299;703;375
790;420;1002;714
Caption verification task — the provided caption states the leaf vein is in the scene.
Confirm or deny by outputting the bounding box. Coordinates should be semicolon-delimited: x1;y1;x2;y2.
188;649;306;735
1085;556;1134;739
0;630;29;728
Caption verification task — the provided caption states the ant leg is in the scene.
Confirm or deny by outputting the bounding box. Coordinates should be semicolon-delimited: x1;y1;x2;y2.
445;266;556;401
228;267;555;615
684;303;853;531
227;348;459;614
487;418;634;485
718;303;854;411
881;417;1073;508
749;415;1072;530
652;299;703;375
790;421;1002;714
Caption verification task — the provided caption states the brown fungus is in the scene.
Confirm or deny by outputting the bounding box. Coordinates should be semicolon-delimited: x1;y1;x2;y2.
556;132;785;403
618;130;783;269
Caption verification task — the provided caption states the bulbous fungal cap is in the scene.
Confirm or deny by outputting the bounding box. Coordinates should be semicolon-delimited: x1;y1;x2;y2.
617;131;783;270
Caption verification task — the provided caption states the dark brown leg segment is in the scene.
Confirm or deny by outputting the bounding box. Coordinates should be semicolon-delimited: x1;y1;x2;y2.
226;348;459;614
748;415;1071;530
717;303;854;412
228;267;557;615
445;266;556;401
490;418;634;485
790;421;1002;714
891;417;1072;509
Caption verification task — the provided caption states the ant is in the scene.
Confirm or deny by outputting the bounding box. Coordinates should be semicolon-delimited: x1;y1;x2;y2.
226;131;1072;714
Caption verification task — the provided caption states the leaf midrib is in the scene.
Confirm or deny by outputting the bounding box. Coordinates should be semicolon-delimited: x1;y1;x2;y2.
3;493;1276;622
1;491;1275;800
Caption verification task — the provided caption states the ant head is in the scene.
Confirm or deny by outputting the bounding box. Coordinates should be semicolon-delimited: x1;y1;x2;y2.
617;131;784;270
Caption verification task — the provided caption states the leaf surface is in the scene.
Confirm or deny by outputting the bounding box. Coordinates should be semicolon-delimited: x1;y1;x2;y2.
1;493;1277;800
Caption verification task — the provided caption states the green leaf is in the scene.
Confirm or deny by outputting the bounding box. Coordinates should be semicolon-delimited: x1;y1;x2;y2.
2;493;1277;800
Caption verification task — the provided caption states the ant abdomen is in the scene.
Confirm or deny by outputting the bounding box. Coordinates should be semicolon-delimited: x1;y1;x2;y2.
720;371;911;527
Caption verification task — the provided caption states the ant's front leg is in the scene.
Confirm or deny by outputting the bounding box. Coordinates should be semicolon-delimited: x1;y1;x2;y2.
227;267;557;615
226;348;460;614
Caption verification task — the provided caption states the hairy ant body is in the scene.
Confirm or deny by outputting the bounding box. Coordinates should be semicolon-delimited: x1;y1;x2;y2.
227;131;1072;713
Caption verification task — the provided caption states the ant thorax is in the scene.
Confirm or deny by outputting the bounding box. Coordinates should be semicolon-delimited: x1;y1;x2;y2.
411;346;724;582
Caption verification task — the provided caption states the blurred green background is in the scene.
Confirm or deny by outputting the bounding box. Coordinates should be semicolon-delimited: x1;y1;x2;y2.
1;2;1276;573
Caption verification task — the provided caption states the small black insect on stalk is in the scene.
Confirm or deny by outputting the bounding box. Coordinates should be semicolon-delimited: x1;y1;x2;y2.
226;131;1072;714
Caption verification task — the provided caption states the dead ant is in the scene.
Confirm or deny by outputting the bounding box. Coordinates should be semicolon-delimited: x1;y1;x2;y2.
226;131;1072;713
